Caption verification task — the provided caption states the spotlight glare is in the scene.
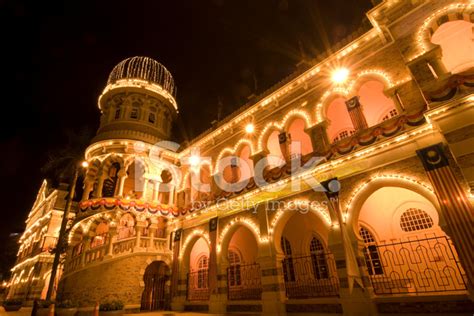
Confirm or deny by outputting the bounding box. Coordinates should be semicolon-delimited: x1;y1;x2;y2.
245;123;255;134
331;68;349;84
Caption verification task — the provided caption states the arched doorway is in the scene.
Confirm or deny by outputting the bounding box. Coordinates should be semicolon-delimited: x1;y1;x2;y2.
141;261;170;311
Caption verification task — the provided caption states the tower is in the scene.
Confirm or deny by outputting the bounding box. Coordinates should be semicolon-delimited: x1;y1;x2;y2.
93;56;178;144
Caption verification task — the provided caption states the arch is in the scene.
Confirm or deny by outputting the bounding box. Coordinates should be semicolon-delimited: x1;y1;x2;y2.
237;143;254;181
179;229;210;261
325;96;355;143
257;122;283;152
123;159;147;199
356;79;397;127
220;225;259;265
100;155;125;176
219;217;263;254
117;212;136;240
281;109;313;130
287;117;313;157
140;260;171;311
416;2;474;54
431;20;474;74
273;209;330;256
90;221;109;248
346;175;439;232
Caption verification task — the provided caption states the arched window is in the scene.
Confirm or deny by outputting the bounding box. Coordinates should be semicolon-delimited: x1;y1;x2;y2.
400;208;434;232
117;213;135;240
287;118;313;158
114;106;121;120
228;250;242;287
431;20;474;74
266;130;285;168
102;162;120;197
91;222;109;248
281;237;295;282
357;80;397;127
197;255;209;289
359;226;383;275
309;237;329;279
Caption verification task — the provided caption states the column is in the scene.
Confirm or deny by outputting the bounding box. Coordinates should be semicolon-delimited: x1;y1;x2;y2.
255;203;286;315
305;121;331;155
80;237;91;267
417;144;474;294
107;227;117;257
322;179;377;316
95;172;107;198
82;179;94;201
170;229;184;311
153;181;160;202
116;169;127;197
278;131;290;163
208;217;225;314
148;223;157;251
135;221;144;250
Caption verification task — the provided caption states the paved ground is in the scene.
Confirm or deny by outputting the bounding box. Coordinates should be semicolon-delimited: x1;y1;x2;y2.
0;307;231;316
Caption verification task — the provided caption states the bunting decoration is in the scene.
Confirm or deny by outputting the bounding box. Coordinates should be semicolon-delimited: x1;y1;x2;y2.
416;144;474;289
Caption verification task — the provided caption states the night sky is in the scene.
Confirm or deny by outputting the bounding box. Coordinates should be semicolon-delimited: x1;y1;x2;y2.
0;0;373;245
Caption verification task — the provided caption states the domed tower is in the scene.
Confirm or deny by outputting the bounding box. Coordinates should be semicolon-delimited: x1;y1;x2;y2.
93;56;178;144
59;58;179;308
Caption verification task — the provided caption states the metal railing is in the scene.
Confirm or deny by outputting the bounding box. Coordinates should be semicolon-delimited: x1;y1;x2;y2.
187;270;210;301
368;236;467;295
282;253;339;298
227;263;262;300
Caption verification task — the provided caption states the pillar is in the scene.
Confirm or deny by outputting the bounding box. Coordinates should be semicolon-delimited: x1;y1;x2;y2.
80;237;91;267
116;169;127;197
82;179;94;201
170;229;184;311
95;172;107;198
256;203;286;315
107;227;117;257
417;144;474;296
322;179;377;316
208;217;225;313
305;121;331;155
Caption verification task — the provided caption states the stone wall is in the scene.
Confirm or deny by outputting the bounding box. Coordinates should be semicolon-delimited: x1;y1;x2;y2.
58;253;161;307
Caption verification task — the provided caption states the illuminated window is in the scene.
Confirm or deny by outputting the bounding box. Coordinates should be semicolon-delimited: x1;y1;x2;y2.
130;108;139;119
359;226;383;275
228;250;241;286
197;255;209;289
309;237;329;279
281;237;295;282
400;208;434;232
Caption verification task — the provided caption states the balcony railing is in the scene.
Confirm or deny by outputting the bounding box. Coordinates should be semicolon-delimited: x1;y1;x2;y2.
227;263;262;300
85;245;107;264
367;236;467;295
187;270;210;301
282;253;339;298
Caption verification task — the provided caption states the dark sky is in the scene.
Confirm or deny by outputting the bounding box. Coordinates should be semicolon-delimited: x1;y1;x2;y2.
0;0;373;242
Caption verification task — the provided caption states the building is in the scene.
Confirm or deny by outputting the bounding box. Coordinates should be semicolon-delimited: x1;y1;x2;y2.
10;0;474;314
7;181;68;302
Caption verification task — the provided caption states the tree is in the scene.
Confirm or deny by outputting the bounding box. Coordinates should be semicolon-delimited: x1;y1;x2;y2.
41;127;92;301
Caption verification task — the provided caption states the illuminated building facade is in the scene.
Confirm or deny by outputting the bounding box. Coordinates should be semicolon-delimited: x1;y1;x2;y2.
11;0;474;314
7;181;68;302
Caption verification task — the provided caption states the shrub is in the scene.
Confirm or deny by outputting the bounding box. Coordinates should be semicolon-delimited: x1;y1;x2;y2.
3;299;23;306
99;300;124;311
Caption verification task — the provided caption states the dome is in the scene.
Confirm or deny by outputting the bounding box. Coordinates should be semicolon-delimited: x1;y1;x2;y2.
107;56;177;97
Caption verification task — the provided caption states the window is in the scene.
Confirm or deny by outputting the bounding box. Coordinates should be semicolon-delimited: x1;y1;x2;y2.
228;250;242;286
309;237;329;279
382;108;398;121
148;112;156;124
114;107;121;119
281;237;295;282
400;208;434;232
130;107;139;119
197;255;209;289
359;227;383;275
333;129;355;142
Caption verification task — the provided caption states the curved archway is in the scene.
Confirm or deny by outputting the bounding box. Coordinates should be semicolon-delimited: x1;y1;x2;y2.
220;225;259;265
325;96;354;143
356;80;397;127
287;118;313;157
140;261;170;311
431;20;474;74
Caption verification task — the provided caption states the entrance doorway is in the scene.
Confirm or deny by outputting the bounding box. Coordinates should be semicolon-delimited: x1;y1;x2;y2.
141;261;170;310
